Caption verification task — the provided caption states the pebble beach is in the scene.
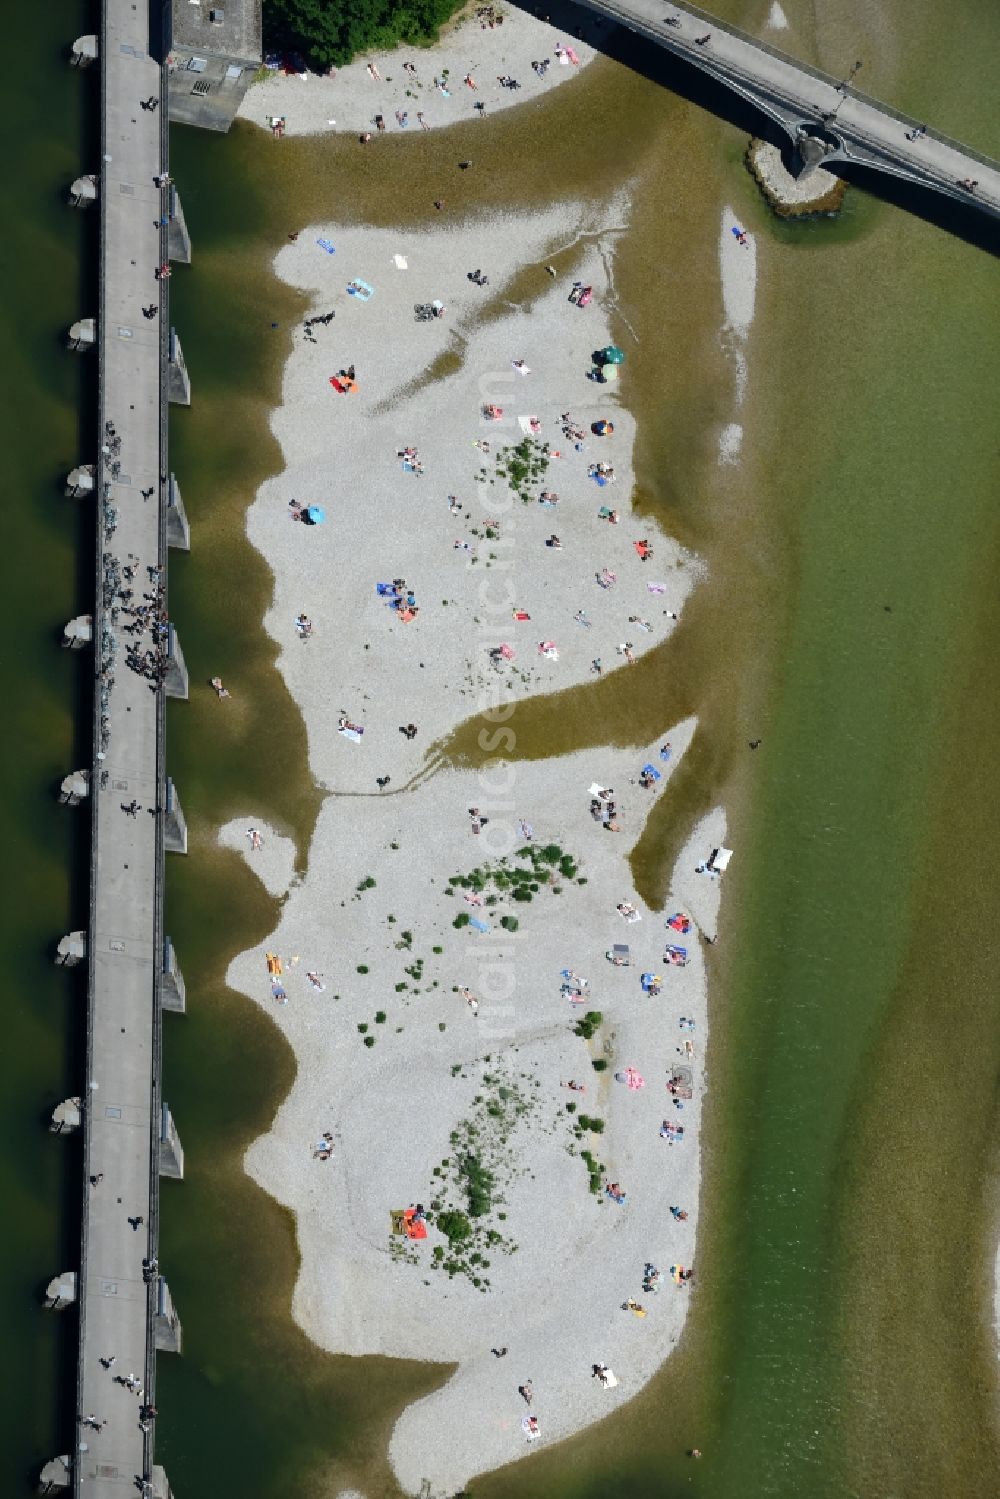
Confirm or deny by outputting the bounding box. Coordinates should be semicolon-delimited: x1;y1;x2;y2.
222;15;748;1495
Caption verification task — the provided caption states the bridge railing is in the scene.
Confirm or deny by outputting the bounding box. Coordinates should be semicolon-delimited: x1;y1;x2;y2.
591;0;1000;171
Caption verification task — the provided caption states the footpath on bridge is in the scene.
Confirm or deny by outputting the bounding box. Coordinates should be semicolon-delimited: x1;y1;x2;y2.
60;2;188;1496
577;0;1000;215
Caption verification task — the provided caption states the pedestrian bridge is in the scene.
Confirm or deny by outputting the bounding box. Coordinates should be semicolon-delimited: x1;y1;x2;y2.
575;0;1000;220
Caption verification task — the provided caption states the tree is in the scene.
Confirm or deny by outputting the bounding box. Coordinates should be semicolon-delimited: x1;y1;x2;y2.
263;0;466;70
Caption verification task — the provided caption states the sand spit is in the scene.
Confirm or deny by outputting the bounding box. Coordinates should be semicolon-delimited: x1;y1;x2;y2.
228;185;722;1492
719;205;757;342
250;202;696;793
716;205;757;461
238;8;595;139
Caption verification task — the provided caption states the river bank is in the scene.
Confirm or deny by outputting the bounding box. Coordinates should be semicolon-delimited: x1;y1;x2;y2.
239;5;598;140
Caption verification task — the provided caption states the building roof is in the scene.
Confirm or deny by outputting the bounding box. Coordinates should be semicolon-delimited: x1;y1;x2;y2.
171;0;262;64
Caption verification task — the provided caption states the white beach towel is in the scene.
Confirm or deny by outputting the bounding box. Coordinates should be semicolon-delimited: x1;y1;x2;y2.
393;255;408;270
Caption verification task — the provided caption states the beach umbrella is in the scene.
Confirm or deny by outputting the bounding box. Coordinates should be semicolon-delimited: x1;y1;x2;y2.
304;505;326;525
601;345;625;365
623;1067;645;1090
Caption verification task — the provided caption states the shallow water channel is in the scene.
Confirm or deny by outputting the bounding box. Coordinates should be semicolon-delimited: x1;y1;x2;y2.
2;2;998;1497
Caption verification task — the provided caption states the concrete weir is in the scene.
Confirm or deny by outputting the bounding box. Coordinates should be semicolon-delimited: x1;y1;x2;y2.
47;2;200;1494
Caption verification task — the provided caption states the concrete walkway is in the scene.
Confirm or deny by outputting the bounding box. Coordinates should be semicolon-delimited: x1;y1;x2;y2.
577;0;1000;216
75;1;170;1494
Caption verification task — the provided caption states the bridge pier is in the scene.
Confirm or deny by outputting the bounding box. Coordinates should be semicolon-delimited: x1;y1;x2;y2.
70;35;98;67
159;1103;184;1179
168;329;191;406
58;770;90;805
69;174;98;208
167;188;192;265
794;127;841;178
55;932;87;967
164;779;187;855
162;937;186;1013
37;1455;71;1493
152;1465;174;1499
67;317;96;351
154;1277;183;1354
61;615;92;649
50;1098;83;1134
65;464;95;497
43;1270;77;1310
167;474;191;550
164;624;189;699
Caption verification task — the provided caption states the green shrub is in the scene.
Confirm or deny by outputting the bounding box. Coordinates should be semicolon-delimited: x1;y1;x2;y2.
432;945;444;954
453;912;470;928
375;1010;386;1024
357;1023;368;1033
437;1210;472;1244
363;1035;375;1048
592;1058;608;1072
512;887;532;903
500;915;519;931
356;964;369;974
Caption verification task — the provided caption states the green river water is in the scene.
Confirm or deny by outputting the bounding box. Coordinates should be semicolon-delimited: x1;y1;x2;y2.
1;2;997;1497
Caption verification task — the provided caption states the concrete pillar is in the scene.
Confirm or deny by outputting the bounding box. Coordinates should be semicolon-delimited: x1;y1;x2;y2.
65;464;95;497
67;318;96;351
37;1455;71;1493
68;174;97;208
159;1103;185;1180
55;932;87;967
43;1271;77;1309
61;616;92;649
164;625;189;700
166;474;191;551
164;779;188;855
794;127;837;179
59;770;90;806
154;1277;183;1354
70;35;98;67
162;937;186;1013
151;1465;174;1499
50;1098;82;1135
168;329;191;406
167;189;192;265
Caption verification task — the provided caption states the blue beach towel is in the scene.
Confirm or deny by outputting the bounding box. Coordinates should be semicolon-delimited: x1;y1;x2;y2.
469;917;490;933
316;238;336;254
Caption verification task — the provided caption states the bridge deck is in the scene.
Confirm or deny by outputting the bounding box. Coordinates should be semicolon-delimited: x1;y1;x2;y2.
76;1;168;1494
578;0;1000;214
